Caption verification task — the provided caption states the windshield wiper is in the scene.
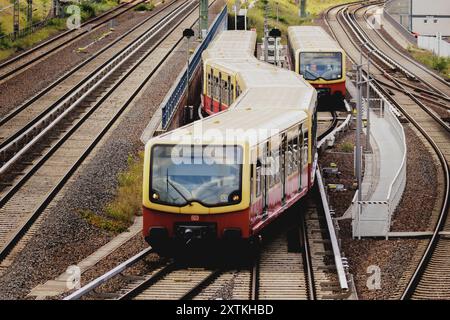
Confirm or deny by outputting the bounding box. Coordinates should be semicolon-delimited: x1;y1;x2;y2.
167;178;193;206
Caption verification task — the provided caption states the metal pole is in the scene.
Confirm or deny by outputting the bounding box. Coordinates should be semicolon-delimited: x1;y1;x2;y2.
234;3;238;30
263;4;268;62
244;1;247;30
366;51;371;151
186;37;190;107
13;0;19;39
356;45;363;228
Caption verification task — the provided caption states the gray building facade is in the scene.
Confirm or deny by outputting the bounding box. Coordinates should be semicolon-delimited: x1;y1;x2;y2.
385;0;450;36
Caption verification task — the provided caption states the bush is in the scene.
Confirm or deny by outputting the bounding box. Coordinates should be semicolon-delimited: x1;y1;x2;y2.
340;142;354;153
135;3;155;11
80;2;97;20
432;56;449;73
104;152;144;225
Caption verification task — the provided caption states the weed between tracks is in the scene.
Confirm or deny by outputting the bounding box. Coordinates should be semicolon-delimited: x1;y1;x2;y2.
134;3;155;12
408;45;450;79
80;152;144;233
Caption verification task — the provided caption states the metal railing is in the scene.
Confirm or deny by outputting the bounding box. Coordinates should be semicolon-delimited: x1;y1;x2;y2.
351;80;407;239
161;5;228;129
316;168;350;292
383;0;418;45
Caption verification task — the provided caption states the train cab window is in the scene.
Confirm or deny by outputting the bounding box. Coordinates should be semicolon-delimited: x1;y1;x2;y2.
299;52;342;81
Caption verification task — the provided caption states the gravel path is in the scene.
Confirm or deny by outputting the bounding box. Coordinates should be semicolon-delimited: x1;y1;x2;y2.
0;36;187;300
0;8;164;118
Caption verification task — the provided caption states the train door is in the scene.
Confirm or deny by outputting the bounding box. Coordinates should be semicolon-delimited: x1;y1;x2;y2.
218;71;222;112
207;66;213;112
262;142;269;218
227;75;232;106
298;125;304;191
281;133;287;203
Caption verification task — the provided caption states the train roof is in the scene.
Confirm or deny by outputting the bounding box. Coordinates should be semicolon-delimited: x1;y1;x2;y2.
151;108;308;147
147;31;315;148
287;26;343;53
202;30;257;61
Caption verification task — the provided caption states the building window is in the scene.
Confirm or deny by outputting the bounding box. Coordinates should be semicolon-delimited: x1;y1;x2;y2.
424;19;427;23
434;19;438;23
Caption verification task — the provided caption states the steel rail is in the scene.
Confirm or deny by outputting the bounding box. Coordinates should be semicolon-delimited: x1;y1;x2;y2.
0;0;203;262
325;0;450;300
0;0;193;176
0;0;181;128
0;0;146;81
361;3;450;92
301;215;316;300
64;247;154;300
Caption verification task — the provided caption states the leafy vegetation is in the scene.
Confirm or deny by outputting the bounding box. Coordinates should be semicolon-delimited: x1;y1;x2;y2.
340;142;354;153
227;0;351;43
408;46;450;79
135;3;155;12
80;152;144;233
0;0;119;61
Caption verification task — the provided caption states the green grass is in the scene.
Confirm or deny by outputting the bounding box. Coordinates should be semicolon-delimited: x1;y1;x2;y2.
340;141;354;153
408;45;450;79
0;0;52;34
0;0;119;61
134;2;155;11
227;0;351;43
80;152;144;233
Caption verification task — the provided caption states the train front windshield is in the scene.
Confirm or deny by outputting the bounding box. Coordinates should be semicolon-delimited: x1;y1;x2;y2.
299;52;342;81
150;145;243;207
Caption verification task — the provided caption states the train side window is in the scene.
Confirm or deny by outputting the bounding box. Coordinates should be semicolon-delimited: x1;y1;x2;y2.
256;160;262;197
288;136;298;175
230;84;234;103
213;76;219;100
222;80;228;105
299;126;304;166
207;73;212;95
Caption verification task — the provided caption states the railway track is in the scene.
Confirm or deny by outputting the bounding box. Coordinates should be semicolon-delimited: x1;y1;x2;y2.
0;0;148;82
66;194;349;301
325;0;450;300
0;0;205;272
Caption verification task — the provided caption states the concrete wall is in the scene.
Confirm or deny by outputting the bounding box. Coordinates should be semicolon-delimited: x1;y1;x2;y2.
411;0;450;15
386;0;450;36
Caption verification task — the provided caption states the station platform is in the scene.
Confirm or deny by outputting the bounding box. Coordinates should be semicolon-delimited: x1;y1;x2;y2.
345;80;406;238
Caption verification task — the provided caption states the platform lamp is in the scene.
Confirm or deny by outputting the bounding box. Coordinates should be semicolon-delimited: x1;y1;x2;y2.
269;28;281;66
183;28;195;122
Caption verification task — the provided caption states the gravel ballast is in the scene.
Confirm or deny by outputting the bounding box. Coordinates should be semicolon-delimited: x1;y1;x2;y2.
0;34;187;300
319;116;440;299
0;6;170;118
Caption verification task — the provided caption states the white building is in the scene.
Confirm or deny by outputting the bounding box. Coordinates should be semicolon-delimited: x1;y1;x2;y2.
385;0;450;36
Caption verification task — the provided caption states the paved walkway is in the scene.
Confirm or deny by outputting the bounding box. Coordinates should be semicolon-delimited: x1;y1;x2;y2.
346;80;406;237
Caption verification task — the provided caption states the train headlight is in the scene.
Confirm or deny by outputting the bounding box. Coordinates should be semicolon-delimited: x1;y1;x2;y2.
228;190;241;203
152;192;160;200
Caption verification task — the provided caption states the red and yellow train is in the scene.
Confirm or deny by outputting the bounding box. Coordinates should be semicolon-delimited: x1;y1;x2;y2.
142;31;317;255
288;26;346;106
